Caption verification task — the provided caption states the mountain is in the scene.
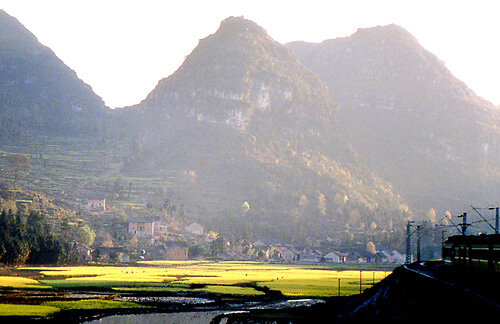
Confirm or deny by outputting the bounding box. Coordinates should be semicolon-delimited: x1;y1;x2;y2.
0;10;108;139
118;17;411;244
132;16;333;134
287;25;500;212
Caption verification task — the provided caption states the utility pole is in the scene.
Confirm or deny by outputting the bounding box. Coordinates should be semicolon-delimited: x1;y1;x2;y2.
440;229;446;259
457;212;470;236
489;207;499;235
405;221;414;264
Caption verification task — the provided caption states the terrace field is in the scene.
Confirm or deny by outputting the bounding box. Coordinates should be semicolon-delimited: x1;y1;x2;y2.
0;136;172;209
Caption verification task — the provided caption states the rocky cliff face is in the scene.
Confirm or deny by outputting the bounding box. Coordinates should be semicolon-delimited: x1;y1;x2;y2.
135;17;334;132
288;25;500;211
0;10;108;138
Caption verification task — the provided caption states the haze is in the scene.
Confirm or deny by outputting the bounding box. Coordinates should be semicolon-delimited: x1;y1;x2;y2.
2;0;500;108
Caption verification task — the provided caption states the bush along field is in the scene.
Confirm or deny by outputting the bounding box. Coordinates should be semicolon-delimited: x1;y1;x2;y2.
0;261;392;319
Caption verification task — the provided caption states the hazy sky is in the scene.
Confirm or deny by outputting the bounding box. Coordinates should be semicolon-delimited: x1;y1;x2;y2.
2;0;500;108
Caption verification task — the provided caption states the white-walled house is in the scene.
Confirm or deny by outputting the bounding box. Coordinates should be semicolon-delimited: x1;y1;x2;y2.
85;196;106;211
323;251;343;263
128;217;167;238
273;246;299;263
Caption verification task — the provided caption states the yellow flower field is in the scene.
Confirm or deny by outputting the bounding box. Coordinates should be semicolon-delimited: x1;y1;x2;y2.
18;261;391;297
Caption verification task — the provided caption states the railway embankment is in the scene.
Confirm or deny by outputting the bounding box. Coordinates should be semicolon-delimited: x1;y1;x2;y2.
336;261;499;322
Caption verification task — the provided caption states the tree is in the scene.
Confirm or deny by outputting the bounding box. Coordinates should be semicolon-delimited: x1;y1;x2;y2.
0;210;74;265
5;154;31;187
426;208;437;224
75;225;96;247
188;244;206;259
366;241;377;255
317;192;327;216
210;234;224;257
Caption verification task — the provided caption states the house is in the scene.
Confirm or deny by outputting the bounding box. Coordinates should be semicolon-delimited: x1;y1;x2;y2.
165;243;189;261
128;217;167;238
298;251;322;263
92;247;123;262
374;250;391;263
345;252;365;263
273;246;300;263
323;251;343;263
73;242;92;264
85;195;106;211
185;222;204;236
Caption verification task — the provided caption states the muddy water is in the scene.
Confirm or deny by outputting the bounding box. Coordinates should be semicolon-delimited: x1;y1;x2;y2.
85;311;226;324
84;299;324;323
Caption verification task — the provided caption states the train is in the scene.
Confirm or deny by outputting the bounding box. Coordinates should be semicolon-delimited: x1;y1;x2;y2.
442;234;500;271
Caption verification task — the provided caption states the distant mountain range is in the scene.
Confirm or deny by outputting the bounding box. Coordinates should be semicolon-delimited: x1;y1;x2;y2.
1;11;498;243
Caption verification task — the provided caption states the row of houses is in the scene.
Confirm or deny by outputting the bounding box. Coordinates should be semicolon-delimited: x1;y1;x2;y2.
125;217;404;264
259;243;405;264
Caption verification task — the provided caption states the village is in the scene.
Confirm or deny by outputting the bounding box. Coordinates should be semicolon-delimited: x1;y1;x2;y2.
79;197;406;266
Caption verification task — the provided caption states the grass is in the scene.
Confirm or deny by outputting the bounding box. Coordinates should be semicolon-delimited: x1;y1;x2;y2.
198;285;266;296
0;304;59;316
41;299;144;311
0;299;144;317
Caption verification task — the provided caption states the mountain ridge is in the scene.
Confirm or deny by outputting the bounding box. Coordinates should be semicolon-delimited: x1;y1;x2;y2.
0;9;109;138
287;24;500;212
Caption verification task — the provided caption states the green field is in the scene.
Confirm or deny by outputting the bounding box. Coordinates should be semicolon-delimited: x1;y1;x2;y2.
0;300;144;317
0;304;60;317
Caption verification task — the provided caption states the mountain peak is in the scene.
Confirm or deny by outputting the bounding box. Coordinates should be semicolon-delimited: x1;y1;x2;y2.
0;9;40;52
351;24;419;45
218;16;265;34
139;16;333;130
0;10;108;137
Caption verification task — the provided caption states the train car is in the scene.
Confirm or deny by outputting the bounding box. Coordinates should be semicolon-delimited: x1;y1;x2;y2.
442;234;500;271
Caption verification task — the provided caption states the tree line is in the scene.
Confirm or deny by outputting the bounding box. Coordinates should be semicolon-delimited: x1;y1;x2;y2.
0;209;80;265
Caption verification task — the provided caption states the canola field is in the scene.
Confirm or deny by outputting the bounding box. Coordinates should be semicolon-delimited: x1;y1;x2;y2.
14;261;391;298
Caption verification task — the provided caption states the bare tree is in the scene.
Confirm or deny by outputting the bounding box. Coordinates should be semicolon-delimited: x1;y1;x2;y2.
6;154;31;187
